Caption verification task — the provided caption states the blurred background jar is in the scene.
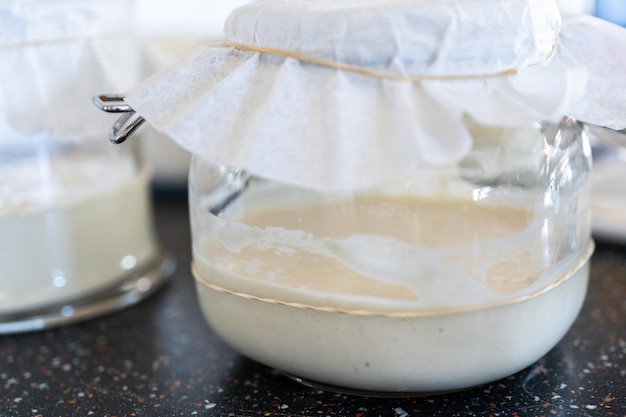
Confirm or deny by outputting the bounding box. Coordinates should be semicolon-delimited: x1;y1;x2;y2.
0;0;173;333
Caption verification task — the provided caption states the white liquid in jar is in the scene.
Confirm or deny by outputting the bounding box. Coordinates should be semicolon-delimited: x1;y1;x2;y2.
0;151;159;313
193;193;591;393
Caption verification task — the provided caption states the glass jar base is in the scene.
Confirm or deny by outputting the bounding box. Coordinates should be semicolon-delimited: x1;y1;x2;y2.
282;372;474;398
0;253;176;334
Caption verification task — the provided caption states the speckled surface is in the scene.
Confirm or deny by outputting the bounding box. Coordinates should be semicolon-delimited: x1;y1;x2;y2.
1;195;625;417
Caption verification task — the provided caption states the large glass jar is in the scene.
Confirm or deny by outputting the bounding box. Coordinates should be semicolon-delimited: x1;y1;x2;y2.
189;117;593;394
98;0;626;396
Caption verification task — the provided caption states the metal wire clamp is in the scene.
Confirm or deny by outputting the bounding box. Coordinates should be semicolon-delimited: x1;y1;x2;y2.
92;94;145;144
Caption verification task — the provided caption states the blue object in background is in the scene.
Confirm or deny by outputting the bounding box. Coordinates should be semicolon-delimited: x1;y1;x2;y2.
596;0;626;26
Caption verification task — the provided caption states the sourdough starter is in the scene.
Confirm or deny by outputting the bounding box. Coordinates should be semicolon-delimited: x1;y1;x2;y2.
192;193;591;392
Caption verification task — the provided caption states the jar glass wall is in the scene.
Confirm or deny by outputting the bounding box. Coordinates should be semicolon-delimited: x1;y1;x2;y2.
188;117;593;394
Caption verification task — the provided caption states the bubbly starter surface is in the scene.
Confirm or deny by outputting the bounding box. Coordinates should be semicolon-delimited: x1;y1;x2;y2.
194;193;588;313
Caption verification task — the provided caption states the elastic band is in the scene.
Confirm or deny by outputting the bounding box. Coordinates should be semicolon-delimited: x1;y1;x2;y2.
230;38;559;82
193;241;593;318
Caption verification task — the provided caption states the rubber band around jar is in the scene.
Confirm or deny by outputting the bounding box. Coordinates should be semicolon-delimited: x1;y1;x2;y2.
229;37;559;82
192;241;594;318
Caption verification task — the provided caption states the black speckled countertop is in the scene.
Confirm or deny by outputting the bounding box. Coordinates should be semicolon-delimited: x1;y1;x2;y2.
1;194;625;417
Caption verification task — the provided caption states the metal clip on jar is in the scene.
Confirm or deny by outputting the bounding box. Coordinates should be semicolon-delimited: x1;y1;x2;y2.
97;0;626;395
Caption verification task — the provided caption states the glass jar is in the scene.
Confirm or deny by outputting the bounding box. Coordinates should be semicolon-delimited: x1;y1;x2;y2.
189;117;593;395
0;0;171;334
0;129;171;334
